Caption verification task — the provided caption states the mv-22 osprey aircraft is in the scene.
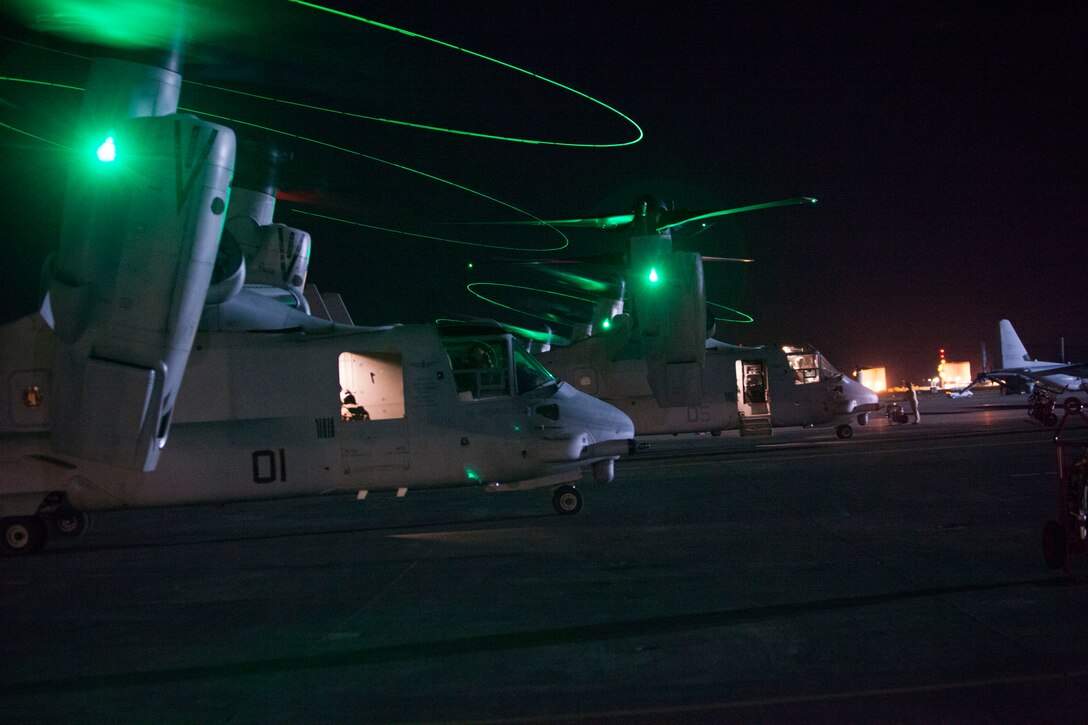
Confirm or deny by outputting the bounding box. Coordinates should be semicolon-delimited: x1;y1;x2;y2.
486;195;881;439
0;55;635;555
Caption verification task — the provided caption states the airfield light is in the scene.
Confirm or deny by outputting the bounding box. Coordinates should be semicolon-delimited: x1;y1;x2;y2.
648;267;659;283
96;135;116;162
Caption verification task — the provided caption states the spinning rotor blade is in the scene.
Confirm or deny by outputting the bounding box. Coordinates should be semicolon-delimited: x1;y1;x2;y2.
456;214;636;230
654;197;817;232
459;196;815;233
701;256;754;263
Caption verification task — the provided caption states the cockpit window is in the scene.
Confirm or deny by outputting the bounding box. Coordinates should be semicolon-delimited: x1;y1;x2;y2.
513;344;555;394
819;355;842;380
445;338;511;401
786;352;820;384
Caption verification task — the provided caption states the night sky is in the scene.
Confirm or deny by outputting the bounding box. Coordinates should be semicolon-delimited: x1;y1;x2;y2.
1;1;1085;385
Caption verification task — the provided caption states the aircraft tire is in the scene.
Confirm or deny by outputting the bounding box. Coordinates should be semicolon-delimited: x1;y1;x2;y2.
835;424;853;440
1043;520;1067;570
553;485;582;515
1;516;47;556
47;508;89;538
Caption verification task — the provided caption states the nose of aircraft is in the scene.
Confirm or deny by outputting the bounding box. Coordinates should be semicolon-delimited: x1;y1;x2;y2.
836;375;881;414
552;381;636;456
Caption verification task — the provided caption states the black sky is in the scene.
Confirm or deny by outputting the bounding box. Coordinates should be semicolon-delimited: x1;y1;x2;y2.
1;1;1085;384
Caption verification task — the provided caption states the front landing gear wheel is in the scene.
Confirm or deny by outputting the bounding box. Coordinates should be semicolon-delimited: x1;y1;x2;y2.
552;485;582;515
1043;519;1067;570
836;424;853;440
1;516;47;556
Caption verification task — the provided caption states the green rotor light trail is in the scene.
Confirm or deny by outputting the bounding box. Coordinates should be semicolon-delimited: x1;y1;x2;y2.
6;0;242;50
0;119;69;148
466;283;594;325
186;107;571;252
656;197;818;232
434;318;567;345
0;74;570;251
286;0;642;148
496;323;566;345
532;266;614;294
0;76;83;92
708;301;754;324
292;210;568;252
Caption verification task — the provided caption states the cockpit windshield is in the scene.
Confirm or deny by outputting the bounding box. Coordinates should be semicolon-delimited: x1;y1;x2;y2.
784;344;841;384
784;345;820;384
513;344;555;393
819;355;842;379
445;337;510;401
443;334;556;401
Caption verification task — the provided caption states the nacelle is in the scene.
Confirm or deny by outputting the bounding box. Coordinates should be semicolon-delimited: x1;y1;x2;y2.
47;112;236;471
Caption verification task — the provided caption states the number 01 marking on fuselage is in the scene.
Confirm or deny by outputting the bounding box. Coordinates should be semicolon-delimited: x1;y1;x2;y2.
252;449;287;484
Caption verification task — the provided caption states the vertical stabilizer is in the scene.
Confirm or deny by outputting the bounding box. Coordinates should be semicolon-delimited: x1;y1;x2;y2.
999;319;1031;368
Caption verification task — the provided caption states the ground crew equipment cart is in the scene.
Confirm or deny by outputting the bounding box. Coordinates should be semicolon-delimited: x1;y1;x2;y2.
1042;397;1088;576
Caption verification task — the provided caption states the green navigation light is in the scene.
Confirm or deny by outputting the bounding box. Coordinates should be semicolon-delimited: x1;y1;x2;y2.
96;136;116;162
648;267;659;283
601;318;612;330
465;468;481;481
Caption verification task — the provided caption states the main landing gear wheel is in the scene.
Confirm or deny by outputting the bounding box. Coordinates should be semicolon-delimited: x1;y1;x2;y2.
836;424;853;440
48;508;89;538
1;516;47;556
552;485;583;515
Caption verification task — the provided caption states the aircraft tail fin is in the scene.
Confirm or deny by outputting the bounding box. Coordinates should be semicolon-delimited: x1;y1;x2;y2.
999;319;1031;368
303;284;331;321
322;293;355;326
302;284;355;326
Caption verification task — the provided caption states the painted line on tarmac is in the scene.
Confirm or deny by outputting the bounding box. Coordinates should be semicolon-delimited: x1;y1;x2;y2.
625;435;1045;472
460;668;1088;724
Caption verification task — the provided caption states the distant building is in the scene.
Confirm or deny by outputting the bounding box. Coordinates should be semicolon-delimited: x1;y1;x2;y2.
857;367;887;393
936;348;971;388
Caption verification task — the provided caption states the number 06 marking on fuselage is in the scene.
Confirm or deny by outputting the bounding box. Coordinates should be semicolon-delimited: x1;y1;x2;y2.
252;449;287;484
